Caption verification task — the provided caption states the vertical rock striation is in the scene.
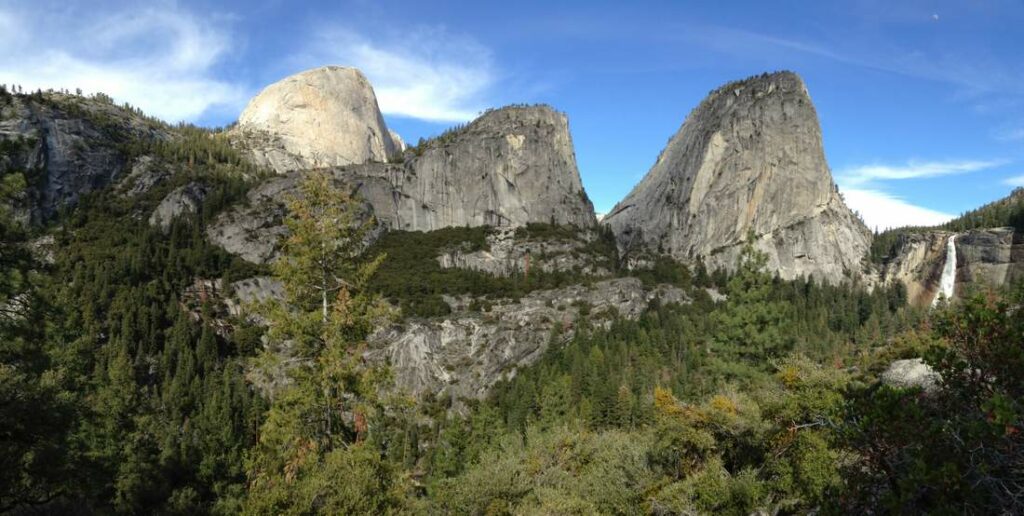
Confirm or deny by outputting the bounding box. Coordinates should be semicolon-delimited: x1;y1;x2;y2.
0;92;169;222
210;104;596;262
365;105;596;231
604;71;870;284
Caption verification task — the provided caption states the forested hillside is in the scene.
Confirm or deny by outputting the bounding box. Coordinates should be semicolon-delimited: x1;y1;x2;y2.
1;88;1022;514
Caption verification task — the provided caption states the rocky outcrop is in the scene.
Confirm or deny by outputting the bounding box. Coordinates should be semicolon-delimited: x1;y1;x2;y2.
180;273;686;403
230;66;401;173
877;231;952;306
604;72;870;284
0;92;169;222
180;276;285;335
436;226;613;277
881;358;941;393
386;106;595;230
210;105;596;263
205;169;383;264
877;227;1024;306
368;277;687;402
118;156;174;198
149;182;208;230
956;228;1024;293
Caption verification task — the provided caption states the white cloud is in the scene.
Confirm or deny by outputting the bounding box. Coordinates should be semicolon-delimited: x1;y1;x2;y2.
837;159;1005;186
1002;174;1024;187
834;158;1003;230
0;6;243;123
307;27;495;122
841;187;954;231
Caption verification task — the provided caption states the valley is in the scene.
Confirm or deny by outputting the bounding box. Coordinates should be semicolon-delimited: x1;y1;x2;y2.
0;65;1022;514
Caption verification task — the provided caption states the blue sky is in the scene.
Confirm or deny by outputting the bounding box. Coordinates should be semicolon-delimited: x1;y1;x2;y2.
2;0;1023;230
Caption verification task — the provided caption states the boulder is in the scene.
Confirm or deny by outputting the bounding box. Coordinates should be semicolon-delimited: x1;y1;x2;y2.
880;358;941;393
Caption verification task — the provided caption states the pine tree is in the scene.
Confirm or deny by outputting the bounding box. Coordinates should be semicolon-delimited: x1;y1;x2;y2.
244;171;406;513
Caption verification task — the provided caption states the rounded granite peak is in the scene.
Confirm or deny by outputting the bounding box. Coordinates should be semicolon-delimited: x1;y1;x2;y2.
605;70;869;285
232;65;402;173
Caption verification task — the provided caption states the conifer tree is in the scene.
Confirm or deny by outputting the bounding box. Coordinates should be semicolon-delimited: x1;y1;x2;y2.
244;170;407;513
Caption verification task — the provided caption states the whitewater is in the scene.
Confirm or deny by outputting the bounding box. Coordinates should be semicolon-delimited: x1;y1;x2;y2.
932;235;957;306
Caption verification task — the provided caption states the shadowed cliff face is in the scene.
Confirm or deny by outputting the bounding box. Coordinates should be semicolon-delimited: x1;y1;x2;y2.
877;231;952;306
604;71;871;285
956;228;1024;291
0;92;170;223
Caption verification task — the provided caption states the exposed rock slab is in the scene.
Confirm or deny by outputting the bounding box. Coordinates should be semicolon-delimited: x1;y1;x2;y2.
230;66;400;172
881;358;940;393
205;169;382;264
436;226;613;277
210;105;596;263
149;182;208;230
604;72;870;284
876;231;952;306
956;228;1024;293
368;277;687;402
0;92;170;222
118;156;174;198
388;106;595;230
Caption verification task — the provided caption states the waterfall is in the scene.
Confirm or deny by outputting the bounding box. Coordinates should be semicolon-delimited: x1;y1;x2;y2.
932;234;957;307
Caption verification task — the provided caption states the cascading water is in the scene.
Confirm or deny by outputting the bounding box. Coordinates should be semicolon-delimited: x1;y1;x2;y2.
932;234;957;307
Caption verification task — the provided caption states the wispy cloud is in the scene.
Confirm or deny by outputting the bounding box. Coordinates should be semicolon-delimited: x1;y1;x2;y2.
305;27;495;122
835;158;1003;230
0;6;243;123
837;159;1005;186
841;187;954;231
687;23;1024;97
1002;174;1024;187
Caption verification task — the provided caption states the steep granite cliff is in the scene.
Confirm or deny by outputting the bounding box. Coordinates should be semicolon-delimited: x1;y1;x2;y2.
604;72;870;284
210;105;596;262
879;227;1024;306
230;66;401;172
957;228;1024;290
876;231;952;306
0;91;170;222
389;105;595;230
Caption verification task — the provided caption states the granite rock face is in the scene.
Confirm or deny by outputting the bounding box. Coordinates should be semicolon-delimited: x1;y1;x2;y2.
205;169;383;264
876;231;952;306
0;92;169;222
881;358;941;393
604;72;870;284
367;277;687;402
210;105;597;263
877;227;1024;306
149;182;208;230
955;228;1024;293
180;273;687;404
230;66;401;173
436;226;613;278
386;106;595;230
